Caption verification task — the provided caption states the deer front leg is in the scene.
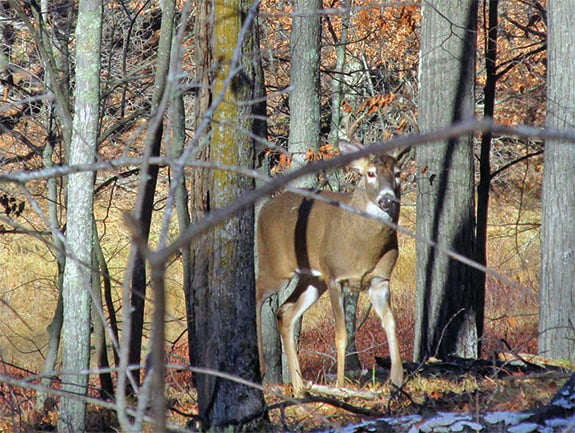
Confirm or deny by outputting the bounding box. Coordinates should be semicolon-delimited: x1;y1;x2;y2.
328;284;347;388
277;278;326;396
368;277;404;387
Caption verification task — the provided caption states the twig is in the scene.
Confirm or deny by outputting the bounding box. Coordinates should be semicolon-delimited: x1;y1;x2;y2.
267;394;378;417
307;382;381;400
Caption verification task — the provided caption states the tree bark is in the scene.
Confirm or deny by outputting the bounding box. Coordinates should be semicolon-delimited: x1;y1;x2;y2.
538;0;575;362
57;0;101;431
194;0;267;428
187;0;212;386
414;0;480;362
289;0;322;182
91;231;114;399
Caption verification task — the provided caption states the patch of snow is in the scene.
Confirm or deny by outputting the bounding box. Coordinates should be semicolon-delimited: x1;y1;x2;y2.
338;419;375;433
408;412;483;433
551;396;575;409
483;411;532;425
507;422;539;433
543;417;570;428
339;415;423;433
385;414;422;427
536;425;553;433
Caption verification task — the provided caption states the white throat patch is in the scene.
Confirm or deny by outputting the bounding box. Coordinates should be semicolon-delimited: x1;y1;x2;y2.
365;201;393;223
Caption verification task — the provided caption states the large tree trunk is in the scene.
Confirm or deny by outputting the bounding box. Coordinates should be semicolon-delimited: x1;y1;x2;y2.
194;0;267;429
414;0;481;362
538;0;575;362
57;0;101;431
187;0;212;385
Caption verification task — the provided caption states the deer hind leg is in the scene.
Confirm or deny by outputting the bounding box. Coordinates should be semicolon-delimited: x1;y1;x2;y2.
277;276;327;396
328;284;347;388
368;277;404;387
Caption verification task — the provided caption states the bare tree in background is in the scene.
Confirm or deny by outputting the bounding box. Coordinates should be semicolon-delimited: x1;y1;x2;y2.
414;0;481;362
539;0;575;363
57;0;102;431
126;0;176;393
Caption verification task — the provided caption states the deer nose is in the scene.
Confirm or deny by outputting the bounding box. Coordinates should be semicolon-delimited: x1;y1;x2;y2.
378;193;397;216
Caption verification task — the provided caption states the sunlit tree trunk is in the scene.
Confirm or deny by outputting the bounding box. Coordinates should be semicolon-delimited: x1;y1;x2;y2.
57;0;101;431
538;0;575;362
414;0;481;362
194;0;267;429
289;0;322;180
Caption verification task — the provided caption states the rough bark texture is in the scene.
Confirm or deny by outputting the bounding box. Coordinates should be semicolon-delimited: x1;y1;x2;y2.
186;0;212;383
538;0;575;362
194;0;267;429
414;0;480;362
57;0;101;431
288;0;322;183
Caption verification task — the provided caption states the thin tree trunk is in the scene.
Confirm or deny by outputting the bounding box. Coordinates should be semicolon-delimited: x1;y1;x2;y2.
35;0;70;409
475;0;498;354
127;0;175;393
58;0;101;430
344;292;362;371
327;0;350;146
91;233;114;399
324;0;362;372
127;124;161;391
94;220;119;367
36;127;65;411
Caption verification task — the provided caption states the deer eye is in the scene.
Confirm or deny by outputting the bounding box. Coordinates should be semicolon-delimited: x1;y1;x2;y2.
367;169;377;178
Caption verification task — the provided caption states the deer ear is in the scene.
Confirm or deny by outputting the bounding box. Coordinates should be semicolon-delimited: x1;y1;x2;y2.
338;140;362;155
338;140;369;171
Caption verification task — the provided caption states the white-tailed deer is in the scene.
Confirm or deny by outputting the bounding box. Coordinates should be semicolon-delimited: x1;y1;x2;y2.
256;140;404;396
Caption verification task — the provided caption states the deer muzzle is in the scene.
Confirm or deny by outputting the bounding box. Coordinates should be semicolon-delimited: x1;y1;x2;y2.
378;193;398;218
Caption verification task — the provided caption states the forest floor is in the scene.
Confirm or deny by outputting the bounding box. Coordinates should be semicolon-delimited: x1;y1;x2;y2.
262;355;574;433
0;343;573;432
